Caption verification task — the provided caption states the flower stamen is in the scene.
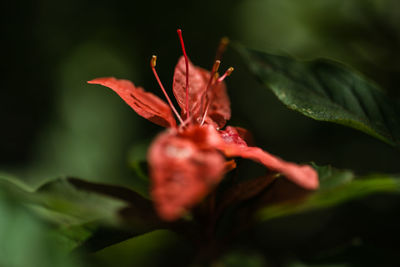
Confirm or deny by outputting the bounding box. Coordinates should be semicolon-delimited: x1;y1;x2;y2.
215;37;230;61
151;55;184;125
217;67;234;83
177;29;190;120
201;67;234;126
200;60;220;116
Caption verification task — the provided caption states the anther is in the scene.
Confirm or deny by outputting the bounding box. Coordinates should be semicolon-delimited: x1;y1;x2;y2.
200;60;221;116
215;37;230;61
201;66;234;125
212;60;221;73
151;55;157;68
217;67;234;83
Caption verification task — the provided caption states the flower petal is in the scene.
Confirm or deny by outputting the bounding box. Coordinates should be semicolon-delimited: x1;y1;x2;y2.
88;77;176;128
217;130;319;190
220;126;248;146
173;57;231;127
233;127;254;146
205;80;231;128
148;127;226;221
173;56;207;120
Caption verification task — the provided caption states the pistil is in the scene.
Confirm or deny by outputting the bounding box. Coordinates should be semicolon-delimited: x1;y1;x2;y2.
177;29;190;120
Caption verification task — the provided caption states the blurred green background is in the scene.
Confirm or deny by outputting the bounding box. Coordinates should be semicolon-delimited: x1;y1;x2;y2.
2;0;400;266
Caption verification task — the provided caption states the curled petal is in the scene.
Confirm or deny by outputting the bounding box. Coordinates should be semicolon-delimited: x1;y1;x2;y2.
219;144;318;190
88;77;176;128
148;128;226;221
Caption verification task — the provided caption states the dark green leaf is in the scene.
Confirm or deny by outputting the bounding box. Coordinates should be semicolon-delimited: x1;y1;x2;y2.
127;140;151;198
35;177;128;225
88;230;194;267
0;175;164;251
216;250;267;267
311;163;354;190
256;165;400;222
235;45;400;148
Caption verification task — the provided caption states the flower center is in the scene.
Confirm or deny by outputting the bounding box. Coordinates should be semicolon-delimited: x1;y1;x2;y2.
150;29;234;128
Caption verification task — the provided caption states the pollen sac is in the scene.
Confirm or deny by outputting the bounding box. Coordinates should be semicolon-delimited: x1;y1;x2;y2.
148;126;226;221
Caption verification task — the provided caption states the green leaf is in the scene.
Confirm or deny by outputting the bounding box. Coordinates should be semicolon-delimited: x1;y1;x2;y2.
256;165;400;222
127;140;151;198
0;175;164;252
0;187;83;267
35;178;128;225
216;250;267;267
311;163;354;190
88;230;193;267
235;45;400;148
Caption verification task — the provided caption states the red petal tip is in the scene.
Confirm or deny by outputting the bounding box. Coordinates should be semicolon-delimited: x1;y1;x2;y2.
87;77;111;84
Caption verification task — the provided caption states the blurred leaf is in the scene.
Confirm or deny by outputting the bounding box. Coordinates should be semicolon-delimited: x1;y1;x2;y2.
127;140;151;198
0;187;82;267
0;175;165;252
0;172;36;192
235;45;400;148
311;163;354;190
256;165;400;222
51;178;166;252
35;178;128;224
89;230;193;267
216;250;267;267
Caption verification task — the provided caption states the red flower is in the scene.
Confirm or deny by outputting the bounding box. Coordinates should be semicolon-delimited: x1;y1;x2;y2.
88;29;318;221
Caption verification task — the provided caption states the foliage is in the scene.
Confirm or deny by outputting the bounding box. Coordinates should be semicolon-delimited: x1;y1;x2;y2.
235;45;400;148
1;160;399;265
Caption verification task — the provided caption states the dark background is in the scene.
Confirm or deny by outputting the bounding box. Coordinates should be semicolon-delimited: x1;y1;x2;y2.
2;0;400;187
